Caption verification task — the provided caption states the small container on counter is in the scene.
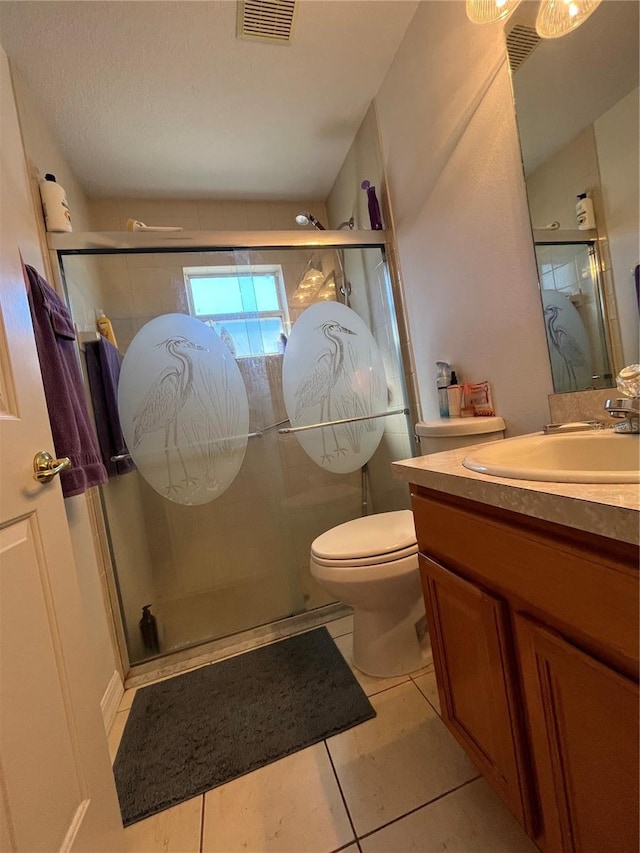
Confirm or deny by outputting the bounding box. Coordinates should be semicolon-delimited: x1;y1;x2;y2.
446;371;462;418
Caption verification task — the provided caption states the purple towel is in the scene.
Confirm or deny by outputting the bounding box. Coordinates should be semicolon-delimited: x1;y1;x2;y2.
85;336;136;477
25;265;108;498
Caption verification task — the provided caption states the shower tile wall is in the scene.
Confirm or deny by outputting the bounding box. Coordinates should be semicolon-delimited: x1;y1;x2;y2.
84;198;387;658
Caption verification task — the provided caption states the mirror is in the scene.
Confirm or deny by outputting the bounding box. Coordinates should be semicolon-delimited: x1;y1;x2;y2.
506;0;639;392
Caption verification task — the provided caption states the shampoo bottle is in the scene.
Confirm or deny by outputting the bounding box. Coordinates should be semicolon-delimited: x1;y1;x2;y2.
97;311;118;348
576;192;595;230
39;173;72;232
436;361;451;418
360;180;383;230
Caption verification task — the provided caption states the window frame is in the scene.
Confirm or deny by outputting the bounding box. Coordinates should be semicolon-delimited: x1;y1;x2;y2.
183;263;290;358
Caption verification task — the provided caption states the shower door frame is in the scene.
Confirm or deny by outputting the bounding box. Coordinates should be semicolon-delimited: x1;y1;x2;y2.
49;228;419;683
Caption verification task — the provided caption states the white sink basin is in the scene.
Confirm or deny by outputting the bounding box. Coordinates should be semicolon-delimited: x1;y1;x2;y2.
462;431;640;484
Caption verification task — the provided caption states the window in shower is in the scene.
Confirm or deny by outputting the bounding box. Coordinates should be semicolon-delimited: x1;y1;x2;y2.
184;265;289;357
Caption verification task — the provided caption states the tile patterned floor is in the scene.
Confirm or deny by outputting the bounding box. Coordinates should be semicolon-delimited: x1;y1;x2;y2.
110;615;537;853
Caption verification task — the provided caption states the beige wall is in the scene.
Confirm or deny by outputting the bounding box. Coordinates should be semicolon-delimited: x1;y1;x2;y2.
374;2;552;436
326;104;413;512
594;88;640;368
9;63;120;698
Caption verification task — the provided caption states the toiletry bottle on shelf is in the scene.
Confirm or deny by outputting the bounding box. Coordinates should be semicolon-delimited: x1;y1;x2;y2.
447;371;462;418
361;180;383;230
576;192;595;230
97;311;118;348
436;361;451;418
39;173;72;232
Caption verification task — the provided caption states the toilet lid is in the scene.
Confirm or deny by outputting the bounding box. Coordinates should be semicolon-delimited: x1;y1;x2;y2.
311;510;417;561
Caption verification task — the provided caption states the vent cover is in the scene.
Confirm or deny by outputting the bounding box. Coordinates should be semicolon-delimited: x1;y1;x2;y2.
237;0;297;43
506;24;541;72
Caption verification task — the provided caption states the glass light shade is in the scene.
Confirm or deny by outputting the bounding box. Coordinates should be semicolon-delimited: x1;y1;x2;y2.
466;0;522;24
536;0;602;38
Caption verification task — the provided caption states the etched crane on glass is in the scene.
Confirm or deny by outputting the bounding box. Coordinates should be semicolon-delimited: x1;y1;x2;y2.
544;303;588;391
132;335;206;495
294;321;356;463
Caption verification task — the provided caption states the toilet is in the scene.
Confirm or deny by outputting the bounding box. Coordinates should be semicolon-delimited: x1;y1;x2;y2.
310;416;506;678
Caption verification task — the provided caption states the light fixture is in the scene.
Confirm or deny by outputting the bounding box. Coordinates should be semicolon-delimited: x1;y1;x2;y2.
466;0;523;25
466;0;602;37
535;0;602;38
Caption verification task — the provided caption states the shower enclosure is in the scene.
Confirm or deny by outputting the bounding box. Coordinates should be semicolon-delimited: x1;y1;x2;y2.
53;229;415;673
534;234;614;392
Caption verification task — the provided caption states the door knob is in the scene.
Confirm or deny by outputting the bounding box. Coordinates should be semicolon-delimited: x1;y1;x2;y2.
33;451;72;483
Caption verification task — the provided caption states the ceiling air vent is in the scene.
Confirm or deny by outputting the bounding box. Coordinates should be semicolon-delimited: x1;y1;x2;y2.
237;0;297;44
506;24;541;73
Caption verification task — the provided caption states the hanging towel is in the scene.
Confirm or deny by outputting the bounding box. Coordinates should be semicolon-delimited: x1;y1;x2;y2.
25;264;108;497
85;336;136;477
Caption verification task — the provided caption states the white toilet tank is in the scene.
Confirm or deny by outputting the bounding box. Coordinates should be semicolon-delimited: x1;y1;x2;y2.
416;416;506;454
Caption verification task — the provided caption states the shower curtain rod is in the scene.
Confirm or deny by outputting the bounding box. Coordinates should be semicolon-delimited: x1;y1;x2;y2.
278;408;409;435
48;229;388;254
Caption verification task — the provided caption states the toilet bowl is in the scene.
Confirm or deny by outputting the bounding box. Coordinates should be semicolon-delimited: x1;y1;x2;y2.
310;510;424;677
311;417;506;678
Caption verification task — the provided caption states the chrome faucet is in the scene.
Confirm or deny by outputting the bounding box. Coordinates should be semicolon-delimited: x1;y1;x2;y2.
604;398;640;433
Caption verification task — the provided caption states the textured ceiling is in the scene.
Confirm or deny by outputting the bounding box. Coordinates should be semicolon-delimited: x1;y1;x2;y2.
0;0;418;200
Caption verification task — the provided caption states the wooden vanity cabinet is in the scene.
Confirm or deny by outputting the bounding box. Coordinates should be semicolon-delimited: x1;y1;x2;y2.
411;486;639;853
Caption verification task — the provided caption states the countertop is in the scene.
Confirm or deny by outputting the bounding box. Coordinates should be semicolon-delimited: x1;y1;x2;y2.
393;446;640;546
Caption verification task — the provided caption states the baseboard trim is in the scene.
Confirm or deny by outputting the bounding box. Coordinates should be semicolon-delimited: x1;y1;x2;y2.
100;669;124;733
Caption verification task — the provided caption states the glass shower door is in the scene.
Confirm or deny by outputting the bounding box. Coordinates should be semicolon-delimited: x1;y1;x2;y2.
60;240;414;665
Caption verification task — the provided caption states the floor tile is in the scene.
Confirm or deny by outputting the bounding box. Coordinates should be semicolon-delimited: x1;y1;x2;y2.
359;778;537;852
202;744;355;852
326;614;354;639
333;633;409;696
327;681;478;837
122;796;202;853
413;668;441;715
108;708;130;762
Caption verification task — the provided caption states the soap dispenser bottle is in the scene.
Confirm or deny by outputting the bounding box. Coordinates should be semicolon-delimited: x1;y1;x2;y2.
139;604;160;654
447;371;462;418
436;361;451;418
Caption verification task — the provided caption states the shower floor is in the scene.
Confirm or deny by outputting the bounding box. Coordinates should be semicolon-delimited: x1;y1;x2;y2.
126;600;350;688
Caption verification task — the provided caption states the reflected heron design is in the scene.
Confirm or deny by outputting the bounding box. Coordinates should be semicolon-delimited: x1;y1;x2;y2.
544;303;588;391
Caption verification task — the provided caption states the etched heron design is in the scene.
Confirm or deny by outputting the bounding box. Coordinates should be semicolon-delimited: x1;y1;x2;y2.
544;303;587;391
294;321;356;463
132;335;206;495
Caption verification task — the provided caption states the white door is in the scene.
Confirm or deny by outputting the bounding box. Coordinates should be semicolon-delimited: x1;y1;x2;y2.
0;51;125;852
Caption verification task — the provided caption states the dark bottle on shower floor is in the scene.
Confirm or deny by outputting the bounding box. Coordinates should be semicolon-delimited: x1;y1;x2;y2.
140;604;160;654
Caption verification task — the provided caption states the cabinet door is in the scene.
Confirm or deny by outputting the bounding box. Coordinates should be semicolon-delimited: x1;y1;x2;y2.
419;554;534;833
516;614;639;853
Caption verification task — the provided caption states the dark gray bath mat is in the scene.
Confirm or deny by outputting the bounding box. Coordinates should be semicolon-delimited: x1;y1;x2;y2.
113;627;375;826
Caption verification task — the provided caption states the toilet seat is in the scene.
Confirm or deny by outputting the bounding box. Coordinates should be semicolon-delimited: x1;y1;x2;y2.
311;510;418;568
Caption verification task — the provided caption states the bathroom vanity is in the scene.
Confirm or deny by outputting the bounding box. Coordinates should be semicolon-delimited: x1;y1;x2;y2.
393;449;639;853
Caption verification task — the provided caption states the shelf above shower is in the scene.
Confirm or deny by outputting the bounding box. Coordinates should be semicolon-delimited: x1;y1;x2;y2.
47;229;389;254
